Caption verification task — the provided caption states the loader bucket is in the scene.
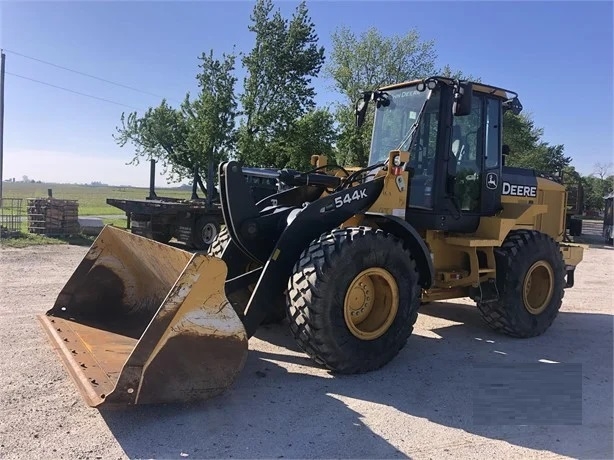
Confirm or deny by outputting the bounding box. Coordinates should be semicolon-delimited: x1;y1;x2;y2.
37;225;248;408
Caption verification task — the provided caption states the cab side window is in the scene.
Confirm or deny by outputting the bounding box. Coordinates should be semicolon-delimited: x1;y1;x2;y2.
485;98;500;169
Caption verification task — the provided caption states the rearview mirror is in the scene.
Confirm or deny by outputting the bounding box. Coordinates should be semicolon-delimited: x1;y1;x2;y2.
355;90;392;128
502;97;523;115
355;94;370;129
453;82;473;116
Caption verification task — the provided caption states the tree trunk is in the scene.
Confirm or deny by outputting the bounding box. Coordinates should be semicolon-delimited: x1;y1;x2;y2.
206;153;215;208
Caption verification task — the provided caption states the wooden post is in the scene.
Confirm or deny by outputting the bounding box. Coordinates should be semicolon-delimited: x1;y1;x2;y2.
148;159;157;199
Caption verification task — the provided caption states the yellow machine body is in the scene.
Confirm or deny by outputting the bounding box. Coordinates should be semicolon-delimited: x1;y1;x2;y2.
312;150;585;303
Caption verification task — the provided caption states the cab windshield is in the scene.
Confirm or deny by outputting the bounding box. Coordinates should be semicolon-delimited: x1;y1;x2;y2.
367;86;431;165
367;84;442;209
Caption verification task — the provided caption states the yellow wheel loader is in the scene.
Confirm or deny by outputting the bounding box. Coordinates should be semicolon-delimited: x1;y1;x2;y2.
39;76;584;407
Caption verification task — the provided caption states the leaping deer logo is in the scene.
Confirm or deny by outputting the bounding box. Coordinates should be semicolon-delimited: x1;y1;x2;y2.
486;173;498;190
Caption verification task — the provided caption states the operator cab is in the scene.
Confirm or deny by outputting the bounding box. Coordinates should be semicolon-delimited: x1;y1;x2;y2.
357;76;522;233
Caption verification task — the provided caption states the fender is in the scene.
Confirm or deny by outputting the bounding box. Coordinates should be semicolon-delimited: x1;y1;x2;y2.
368;214;434;289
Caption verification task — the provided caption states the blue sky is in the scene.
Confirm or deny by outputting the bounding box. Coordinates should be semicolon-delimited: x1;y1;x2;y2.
1;0;612;187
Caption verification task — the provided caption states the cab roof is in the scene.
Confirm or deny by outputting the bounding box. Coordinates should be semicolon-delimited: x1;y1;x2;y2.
379;76;518;100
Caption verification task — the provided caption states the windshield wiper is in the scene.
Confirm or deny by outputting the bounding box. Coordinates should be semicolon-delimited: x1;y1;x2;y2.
395;95;430;152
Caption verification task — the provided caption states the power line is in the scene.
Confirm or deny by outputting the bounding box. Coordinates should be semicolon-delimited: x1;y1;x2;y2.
3;48;169;100
6;72;141;110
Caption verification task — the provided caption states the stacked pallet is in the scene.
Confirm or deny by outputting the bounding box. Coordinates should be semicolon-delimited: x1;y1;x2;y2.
27;198;80;235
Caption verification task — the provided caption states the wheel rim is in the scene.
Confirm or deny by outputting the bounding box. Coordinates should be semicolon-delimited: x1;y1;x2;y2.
522;260;554;315
201;223;218;245
343;267;399;340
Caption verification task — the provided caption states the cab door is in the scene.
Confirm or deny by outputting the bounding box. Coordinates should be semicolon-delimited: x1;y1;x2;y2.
449;93;502;218
449;94;483;214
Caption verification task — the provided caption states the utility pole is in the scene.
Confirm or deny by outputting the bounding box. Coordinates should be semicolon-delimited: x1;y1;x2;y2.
0;49;5;201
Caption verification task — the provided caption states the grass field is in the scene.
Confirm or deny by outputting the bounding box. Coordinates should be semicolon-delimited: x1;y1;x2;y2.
1;182;192;216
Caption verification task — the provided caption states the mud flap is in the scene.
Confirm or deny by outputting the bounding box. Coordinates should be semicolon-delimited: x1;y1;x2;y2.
38;226;248;407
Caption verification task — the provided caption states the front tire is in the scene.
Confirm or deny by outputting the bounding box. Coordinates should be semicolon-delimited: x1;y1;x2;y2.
286;227;421;374
477;230;565;338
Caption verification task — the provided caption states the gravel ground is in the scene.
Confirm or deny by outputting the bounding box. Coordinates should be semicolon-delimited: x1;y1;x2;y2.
0;230;612;460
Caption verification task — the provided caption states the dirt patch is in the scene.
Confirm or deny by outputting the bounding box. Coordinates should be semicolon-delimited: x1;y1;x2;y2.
0;242;612;459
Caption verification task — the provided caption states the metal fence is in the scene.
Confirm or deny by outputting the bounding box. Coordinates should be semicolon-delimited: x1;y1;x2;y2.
0;197;24;238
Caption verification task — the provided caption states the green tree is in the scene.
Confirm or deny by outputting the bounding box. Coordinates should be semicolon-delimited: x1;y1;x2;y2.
593;162;613;180
502;112;572;175
505;142;572;174
325;26;438;166
270;108;338;170
502;112;542;158
438;64;481;81
114;50;238;200
562;164;582;184
582;162;614;212
582;175;608;212
188;50;239;197
114;99;191;180
237;0;326;168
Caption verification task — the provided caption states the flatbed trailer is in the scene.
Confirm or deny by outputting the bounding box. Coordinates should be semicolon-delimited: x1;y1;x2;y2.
106;160;283;250
106;196;223;249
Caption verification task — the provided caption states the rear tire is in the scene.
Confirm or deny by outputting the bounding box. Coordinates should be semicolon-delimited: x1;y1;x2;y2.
286;227;421;374
477;230;565;338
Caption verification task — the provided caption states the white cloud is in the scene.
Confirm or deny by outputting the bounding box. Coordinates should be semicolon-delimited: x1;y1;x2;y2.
3;149;184;187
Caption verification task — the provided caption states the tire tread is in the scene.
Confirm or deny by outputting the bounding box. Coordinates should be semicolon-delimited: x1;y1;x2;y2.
477;229;565;338
287;226;421;373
